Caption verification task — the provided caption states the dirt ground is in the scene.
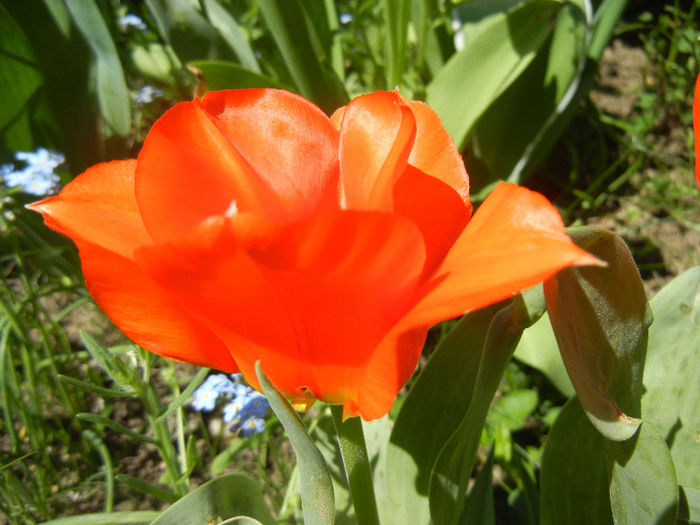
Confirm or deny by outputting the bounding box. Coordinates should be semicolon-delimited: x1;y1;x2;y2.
588;39;699;295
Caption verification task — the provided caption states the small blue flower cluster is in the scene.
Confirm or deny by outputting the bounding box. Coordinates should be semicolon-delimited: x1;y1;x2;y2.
1;148;64;196
133;85;164;104
118;13;147;31
191;373;270;438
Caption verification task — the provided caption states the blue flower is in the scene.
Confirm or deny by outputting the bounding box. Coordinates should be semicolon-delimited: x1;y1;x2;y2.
133;85;164;104
1;148;64;196
238;416;266;438
118;13;147;31
191;373;270;437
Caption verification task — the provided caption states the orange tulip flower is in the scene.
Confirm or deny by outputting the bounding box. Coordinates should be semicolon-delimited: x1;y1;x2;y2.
694;72;700;188
30;89;596;420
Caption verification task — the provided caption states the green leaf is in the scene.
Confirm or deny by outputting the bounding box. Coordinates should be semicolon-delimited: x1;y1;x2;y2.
426;0;561;148
0;3;44;151
381;0;410;89
606;423;678;525
65;0;131;137
487;389;538;433
77;413;157;445
115;474;178;503
544;227;651;441
587;0;628;62
130;43;178;84
256;362;334;525
41;511;159;525
257;0;347;114
149;473;274;525
680;485;700;524
459;451;495;525
386;296;532;525
144;0;234;64
513;313;575;397
642;267;700;489
465;0;589;186
540;398;613;525
201;0;260;73
187;60;283;91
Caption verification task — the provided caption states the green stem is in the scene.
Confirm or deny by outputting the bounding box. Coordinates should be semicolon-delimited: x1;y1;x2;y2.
330;406;381;525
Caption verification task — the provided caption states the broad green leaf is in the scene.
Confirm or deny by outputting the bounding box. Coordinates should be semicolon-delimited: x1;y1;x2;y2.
587;0;628;62
487;389;538;433
304;0;345;82
459;451;495;525
540;398;613;525
361;416;394;525
513;313;575;397
606;423;678;525
642;267;700;489
144;0;234;64
150;473;274;525
544;227;651;441
680;485;700;524
188;60;283;92
65;0;131;137
387;296;532;525
202;0;260;73
428;298;531;524
257;0;348;114
256;363;334;525
130;43;178;84
0;4;43;151
310;410;356;525
218;518;263;525
465;1;588;186
381;0;410;90
426;0;561;148
41;511;158;525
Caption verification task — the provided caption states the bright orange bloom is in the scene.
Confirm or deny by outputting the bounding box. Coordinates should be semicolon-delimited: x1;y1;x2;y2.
694;72;700;188
31;89;596;420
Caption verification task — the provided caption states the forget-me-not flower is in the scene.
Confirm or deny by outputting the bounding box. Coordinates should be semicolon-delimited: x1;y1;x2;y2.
191;373;270;437
133;85;164;104
118;13;147;31
1;148;64;196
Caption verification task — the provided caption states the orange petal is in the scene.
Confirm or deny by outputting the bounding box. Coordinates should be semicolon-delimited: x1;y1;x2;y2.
28;160;151;258
338;91;416;210
694;72;699;188
136;209;426;413
246;210;426;413
135;89;339;244
200;89;340;214
393;165;471;278
404;182;599;327
402;97;470;204
77;240;237;371
344;325;429;420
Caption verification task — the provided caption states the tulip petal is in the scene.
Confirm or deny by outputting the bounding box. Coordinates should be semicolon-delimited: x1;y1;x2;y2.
28;160;151;258
338;91;416;210
402;97;470;203
199;89;340;213
393;165;471;278
694;72;699;188
405;182;600;326
136;210;426;414
77;241;238;372
345;325;429;420
136;89;339;244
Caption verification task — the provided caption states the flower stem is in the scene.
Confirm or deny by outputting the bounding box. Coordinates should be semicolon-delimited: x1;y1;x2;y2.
330;405;381;525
